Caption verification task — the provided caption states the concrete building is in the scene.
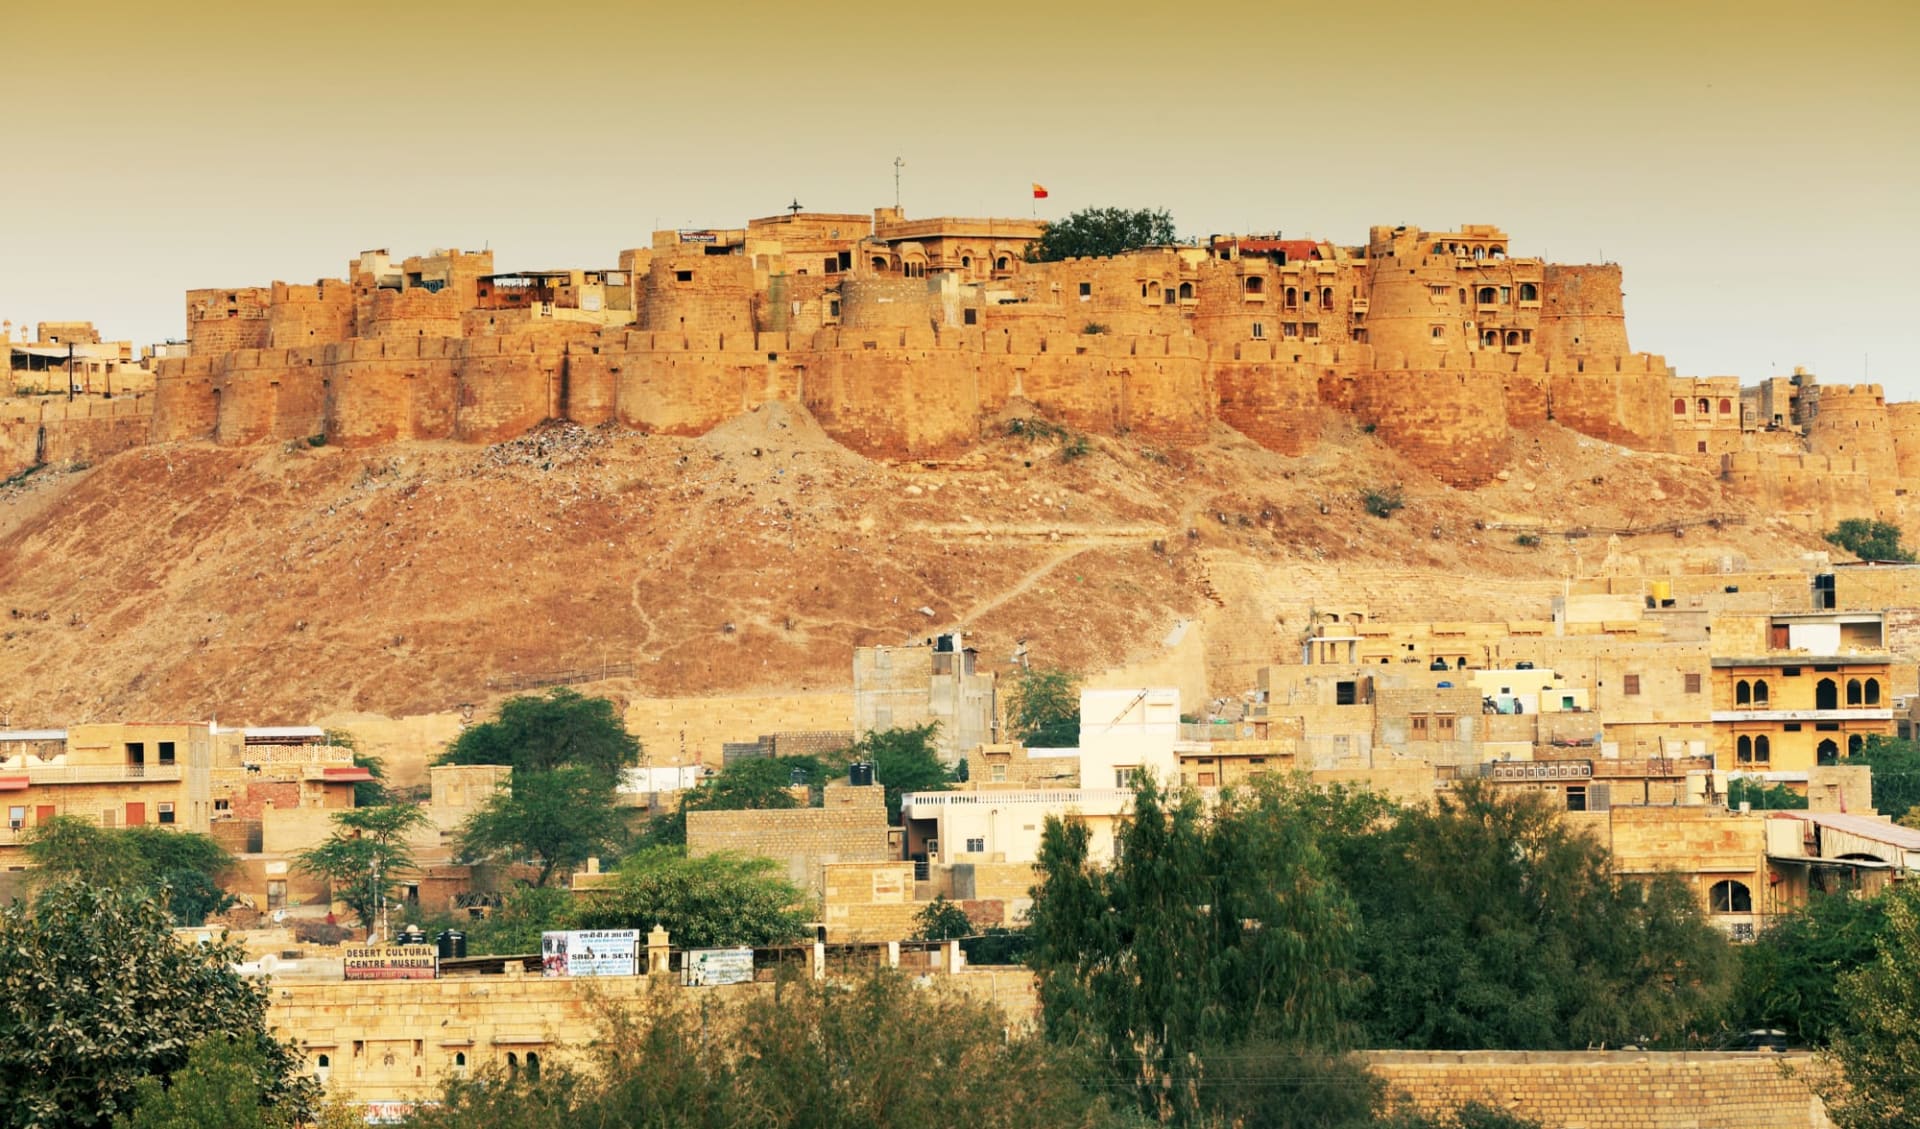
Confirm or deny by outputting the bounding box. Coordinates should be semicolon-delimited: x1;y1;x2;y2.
852;632;996;765
0;723;215;866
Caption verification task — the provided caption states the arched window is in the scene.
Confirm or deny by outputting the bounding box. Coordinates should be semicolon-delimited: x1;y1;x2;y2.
960;255;972;269
1719;398;1733;414
1710;879;1752;914
1674;398;1688;415
1755;735;1770;763
1245;276;1265;295
1519;282;1538;301
994;256;1010;271
1737;735;1753;763
506;1052;519;1079
1849;734;1865;756
1816;679;1839;710
1321;287;1334;307
871;256;889;272
1482;330;1498;347
316;1054;330;1070
1848;679;1863;705
1754;680;1770;704
1505;331;1521;347
454;1052;467;1069
1818;738;1840;764
1697;398;1710;414
1736;680;1751;706
1473;247;1485;260
1284;287;1298;309
1178;282;1194;300
526;1052;541;1082
1477;286;1497;304
1866;678;1881;705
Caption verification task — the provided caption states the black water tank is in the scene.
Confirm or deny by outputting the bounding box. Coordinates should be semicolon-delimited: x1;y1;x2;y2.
849;762;875;787
436;930;467;959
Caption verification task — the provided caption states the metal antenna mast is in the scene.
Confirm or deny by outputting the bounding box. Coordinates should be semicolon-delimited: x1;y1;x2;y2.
893;157;905;209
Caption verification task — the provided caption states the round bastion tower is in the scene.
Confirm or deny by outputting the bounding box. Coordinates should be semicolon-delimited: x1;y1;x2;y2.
1361;226;1471;363
642;252;755;336
1804;384;1899;482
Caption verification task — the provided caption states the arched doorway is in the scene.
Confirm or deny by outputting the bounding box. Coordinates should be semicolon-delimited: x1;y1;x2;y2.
1818;738;1840;764
1816;679;1839;710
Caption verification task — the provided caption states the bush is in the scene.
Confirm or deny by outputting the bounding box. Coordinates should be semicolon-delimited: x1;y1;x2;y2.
306;433;327;448
1082;321;1110;335
1005;417;1069;443
1825;518;1915;563
1514;533;1540;548
1060;435;1092;462
1364;487;1406;519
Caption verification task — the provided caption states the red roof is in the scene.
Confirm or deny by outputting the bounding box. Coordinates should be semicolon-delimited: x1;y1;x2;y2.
1233;238;1325;262
0;776;28;792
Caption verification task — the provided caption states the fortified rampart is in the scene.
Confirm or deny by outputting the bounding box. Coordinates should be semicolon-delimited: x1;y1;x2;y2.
10;216;1919;525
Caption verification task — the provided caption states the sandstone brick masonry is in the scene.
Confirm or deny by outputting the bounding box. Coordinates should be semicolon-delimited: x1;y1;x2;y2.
7;215;1917;528
686;780;890;891
1365;1051;1833;1129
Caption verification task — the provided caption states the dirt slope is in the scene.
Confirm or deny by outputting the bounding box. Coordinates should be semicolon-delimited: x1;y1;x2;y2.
0;405;1823;726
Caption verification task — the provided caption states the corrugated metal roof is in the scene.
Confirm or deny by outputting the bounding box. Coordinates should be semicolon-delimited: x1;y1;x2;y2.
1781;811;1920;851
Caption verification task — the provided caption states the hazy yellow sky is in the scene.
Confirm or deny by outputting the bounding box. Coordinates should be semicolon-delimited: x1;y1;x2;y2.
3;0;1916;396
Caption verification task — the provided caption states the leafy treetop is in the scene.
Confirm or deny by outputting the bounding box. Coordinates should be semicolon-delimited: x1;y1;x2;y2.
1029;207;1178;262
0;882;318;1129
1824;518;1915;563
441;689;641;783
24;818;236;926
1008;666;1080;748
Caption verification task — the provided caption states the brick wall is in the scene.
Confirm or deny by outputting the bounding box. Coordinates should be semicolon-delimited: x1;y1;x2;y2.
687;782;890;891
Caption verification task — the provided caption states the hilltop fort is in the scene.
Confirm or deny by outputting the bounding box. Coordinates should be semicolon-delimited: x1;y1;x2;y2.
6;206;1915;535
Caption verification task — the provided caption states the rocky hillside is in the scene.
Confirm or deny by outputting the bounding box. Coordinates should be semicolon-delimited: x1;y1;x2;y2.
0;403;1826;727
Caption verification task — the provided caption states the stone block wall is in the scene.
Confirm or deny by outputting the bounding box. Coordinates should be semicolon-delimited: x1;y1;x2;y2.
686;782;890;892
1365;1050;1832;1129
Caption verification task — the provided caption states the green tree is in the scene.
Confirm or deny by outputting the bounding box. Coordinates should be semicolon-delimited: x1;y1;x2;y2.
1824;518;1916;563
113;1036;295;1129
1008;665;1081;747
1819;880;1920;1128
1726;774;1808;811
1845;735;1920;821
1736;889;1889;1045
457;766;625;887
0;882;318;1129
293;803;428;934
467;886;571;956
1029;207;1178;261
1027;774;1359;1124
914;894;974;941
566;848;811;948
844;724;952;822
1337;781;1733;1050
25;818;236;925
440;689;640;782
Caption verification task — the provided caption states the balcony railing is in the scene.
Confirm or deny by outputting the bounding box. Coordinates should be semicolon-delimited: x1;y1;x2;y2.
24;764;184;785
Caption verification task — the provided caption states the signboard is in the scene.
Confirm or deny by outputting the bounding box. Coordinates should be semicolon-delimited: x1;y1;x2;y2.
343;944;437;981
683;947;754;987
678;229;719;244
542;929;638;978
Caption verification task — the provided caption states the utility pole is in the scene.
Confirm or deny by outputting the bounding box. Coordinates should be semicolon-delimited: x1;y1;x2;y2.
893;157;905;210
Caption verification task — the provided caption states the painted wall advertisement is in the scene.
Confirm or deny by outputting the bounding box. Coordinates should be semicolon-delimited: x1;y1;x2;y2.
541;929;638;977
343;944;438;981
683;947;754;986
